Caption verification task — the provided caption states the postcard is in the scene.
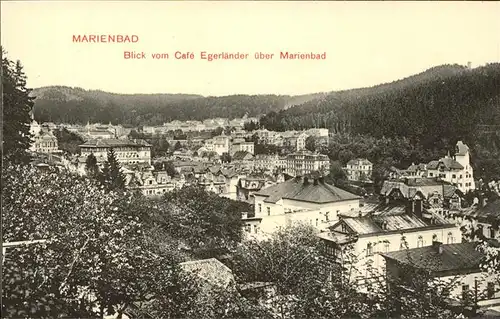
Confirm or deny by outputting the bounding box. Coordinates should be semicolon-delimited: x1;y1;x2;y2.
2;1;500;318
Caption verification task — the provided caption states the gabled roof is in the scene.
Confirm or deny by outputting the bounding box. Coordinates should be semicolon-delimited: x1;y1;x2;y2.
407;163;427;172
381;242;484;273
380;178;457;199
232;151;253;161
427;157;463;170
254;177;360;204
330;208;453;237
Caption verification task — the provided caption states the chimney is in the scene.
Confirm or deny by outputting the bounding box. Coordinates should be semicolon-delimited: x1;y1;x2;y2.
467;61;472;69
303;177;309;185
432;241;443;254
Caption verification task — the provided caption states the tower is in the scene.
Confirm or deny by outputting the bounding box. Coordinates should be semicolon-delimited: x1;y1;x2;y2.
454;141;470;168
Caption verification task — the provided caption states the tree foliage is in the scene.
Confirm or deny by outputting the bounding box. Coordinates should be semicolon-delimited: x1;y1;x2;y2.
33;87;294;125
2;49;35;164
85;153;99;176
1;164;197;318
99;148;126;191
54;128;85;154
161;185;246;254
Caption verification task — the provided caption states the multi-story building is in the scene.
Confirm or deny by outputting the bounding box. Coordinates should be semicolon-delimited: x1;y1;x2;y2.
237;174;285;203
296;133;308;151
231;142;254;155
231;151;254;170
212;133;230;155
124;170;176;196
345;158;373;182
379;177;461;210
197;166;245;200
79;139;152;165
29;118;60;154
318;189;462;288
382;242;500;308
306;128;329;137
285;150;330;177
407;141;475;194
30;129;60;154
249;176;361;236
254;154;280;171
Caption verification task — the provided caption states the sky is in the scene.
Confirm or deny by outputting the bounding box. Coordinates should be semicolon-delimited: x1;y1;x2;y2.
1;1;499;96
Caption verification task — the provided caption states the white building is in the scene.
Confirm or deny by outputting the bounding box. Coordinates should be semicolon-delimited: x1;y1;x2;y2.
212;133;230;155
231;142;254;155
345;158;373;182
415;141;475;194
79;139;152;165
124;170;176;196
296;132;308;151
285;150;330;177
382;242;500;308
246;176;361;236
320;209;462;281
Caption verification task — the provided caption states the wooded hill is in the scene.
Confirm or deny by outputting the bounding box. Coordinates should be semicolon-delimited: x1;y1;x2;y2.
31;86;324;126
260;63;500;148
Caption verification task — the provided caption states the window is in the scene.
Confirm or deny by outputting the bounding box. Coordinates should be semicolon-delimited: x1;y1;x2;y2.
447;232;454;244
341;223;348;233
432;234;438;242
490;227;496;239
267;207;270;216
400;236;406;249
366;243;373;257
417;236;424;248
384;242;390;253
462;284;470;301
258;204;262;213
316;219;319;227
429;173;433;177
433;198;439;204
452;174;456;178
325;212;330;221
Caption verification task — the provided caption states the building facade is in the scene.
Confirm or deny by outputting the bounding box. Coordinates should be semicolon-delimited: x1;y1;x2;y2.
80;139;152;165
250;176;361;236
345;158;373;182
285;150;330;177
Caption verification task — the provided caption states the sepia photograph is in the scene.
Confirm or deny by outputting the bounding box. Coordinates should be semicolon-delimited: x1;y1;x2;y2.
1;1;500;318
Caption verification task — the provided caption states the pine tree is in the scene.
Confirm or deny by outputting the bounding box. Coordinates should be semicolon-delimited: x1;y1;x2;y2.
100;148;125;191
85;153;99;177
2;49;35;164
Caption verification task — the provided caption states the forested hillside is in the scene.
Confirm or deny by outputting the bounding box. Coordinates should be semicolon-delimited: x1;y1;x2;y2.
260;63;500;148
31;87;310;125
